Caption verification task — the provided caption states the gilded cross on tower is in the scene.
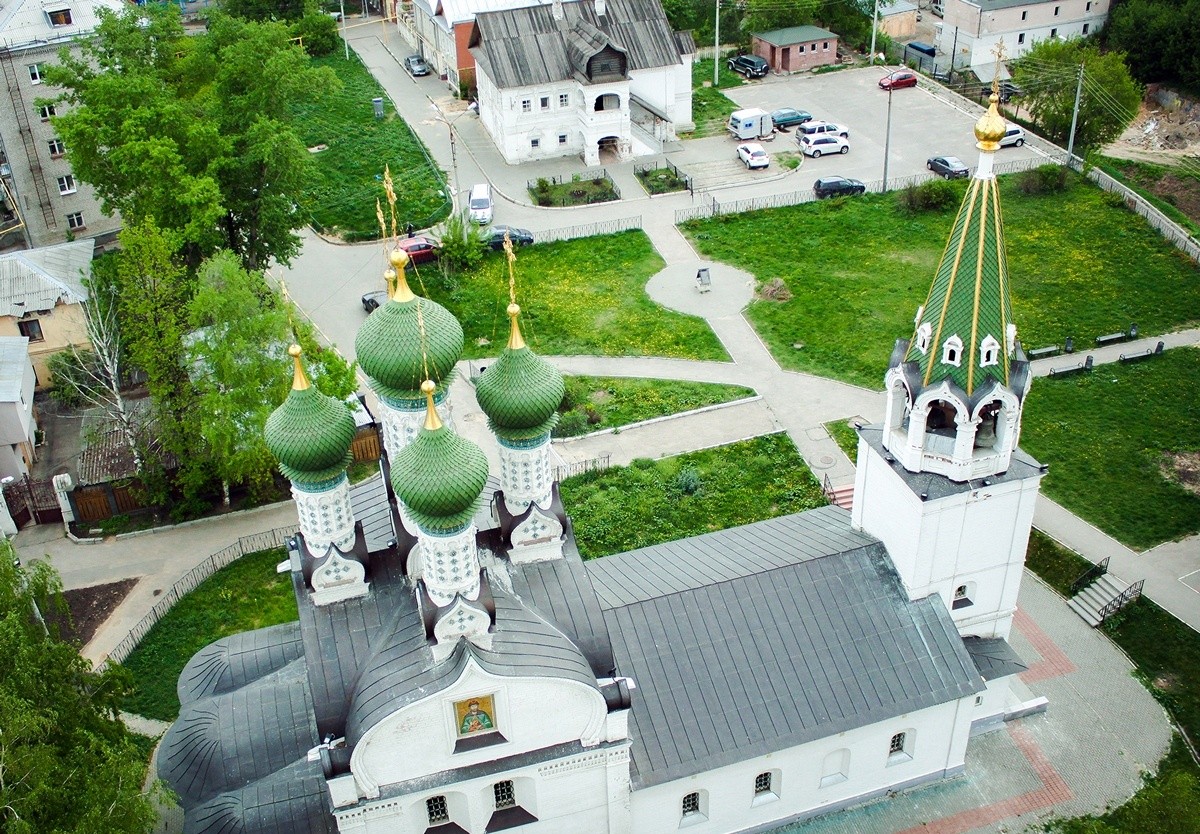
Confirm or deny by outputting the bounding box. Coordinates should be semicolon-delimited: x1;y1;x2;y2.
990;40;1008;97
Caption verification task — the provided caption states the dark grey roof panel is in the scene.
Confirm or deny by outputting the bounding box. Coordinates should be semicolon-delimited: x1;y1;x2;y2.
349;471;395;553
177;622;304;706
964;635;1028;680
508;548;616;675
602;540;984;787
183;759;337;834
586;506;877;608
159;659;318;806
674;29;696;55
856;424;1044;500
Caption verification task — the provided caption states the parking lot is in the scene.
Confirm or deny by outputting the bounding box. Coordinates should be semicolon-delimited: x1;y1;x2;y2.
670;66;1048;192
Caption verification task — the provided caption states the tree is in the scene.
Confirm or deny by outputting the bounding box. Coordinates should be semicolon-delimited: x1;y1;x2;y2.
45;5;337;269
1102;0;1200;91
1012;39;1142;152
0;543;157;834
222;0;311;22
186;251;356;504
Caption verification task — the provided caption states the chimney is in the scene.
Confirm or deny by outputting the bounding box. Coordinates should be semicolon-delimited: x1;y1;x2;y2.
552;0;563;19
595;0;606;15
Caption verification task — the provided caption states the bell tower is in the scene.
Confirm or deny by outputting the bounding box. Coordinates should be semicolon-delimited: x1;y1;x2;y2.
852;71;1046;641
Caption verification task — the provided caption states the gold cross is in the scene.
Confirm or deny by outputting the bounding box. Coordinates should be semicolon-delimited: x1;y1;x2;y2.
990;40;1008;97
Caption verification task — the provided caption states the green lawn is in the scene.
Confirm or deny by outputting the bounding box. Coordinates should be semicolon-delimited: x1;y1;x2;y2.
292;53;449;241
1097;156;1200;237
824;418;860;463
691;58;746;89
559;433;826;559
121;547;297;721
682;172;1200;388
554;376;755;438
689;85;741;138
1021;347;1200;549
415;231;728;361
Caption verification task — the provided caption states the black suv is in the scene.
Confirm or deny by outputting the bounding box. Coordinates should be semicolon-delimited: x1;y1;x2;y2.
813;177;866;199
981;80;1023;103
727;54;768;78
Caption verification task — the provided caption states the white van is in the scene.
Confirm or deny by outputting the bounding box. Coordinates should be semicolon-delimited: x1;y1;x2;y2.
468;183;493;224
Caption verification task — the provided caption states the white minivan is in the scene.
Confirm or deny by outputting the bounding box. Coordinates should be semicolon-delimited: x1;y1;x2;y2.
468;183;493;224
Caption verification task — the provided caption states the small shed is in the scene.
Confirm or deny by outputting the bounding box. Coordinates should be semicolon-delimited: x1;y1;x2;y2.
752;25;839;74
879;0;919;39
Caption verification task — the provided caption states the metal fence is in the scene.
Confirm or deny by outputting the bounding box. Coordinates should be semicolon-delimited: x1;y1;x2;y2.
552;454;612;482
526;168;621;207
633;160;694;197
103;524;299;666
537;215;642;244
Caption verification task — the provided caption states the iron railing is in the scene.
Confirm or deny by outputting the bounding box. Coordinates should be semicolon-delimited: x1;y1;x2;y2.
1069;556;1109;596
1097;578;1145;623
634;160;693;197
537;215;642;244
552;454;612;483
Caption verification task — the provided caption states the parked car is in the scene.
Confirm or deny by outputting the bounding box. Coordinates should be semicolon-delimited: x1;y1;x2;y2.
798;120;850;139
362;236;441;308
799;134;849;158
879;70;918;90
771;107;813;129
999;124;1026;147
981;80;1023;102
468;183;493;224
361;289;388;312
927;155;969;179
403;55;430;77
813;176;866;198
736;142;771;170
727;54;768;78
485;225;534;250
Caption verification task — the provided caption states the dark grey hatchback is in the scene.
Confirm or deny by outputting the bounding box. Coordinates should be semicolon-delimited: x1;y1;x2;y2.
404;55;430;77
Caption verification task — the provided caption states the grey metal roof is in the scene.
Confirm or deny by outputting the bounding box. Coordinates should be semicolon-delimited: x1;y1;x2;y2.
0;239;93;316
176;622;304;705
159;659;319;806
856;424;1044;502
586;506;880;609
590;507;984;788
348;471;396;553
470;0;684;89
181;759;336;834
755;25;837;46
977;0;1061;10
964;636;1028;680
0;337;29;403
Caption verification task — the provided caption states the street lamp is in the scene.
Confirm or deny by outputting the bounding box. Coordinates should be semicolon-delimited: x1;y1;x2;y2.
882;83;894;191
429;104;466;213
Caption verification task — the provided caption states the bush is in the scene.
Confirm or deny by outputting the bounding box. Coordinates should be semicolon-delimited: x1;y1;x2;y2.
897;178;958;213
434;209;487;273
291;14;340;57
46;350;97;408
1018;164;1069;195
553;410;589;438
674;467;701;495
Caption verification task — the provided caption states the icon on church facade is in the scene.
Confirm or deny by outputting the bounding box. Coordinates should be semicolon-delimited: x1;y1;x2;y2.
455;695;497;737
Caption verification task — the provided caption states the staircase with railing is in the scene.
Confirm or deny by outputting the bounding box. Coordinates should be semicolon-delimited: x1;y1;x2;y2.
1066;556;1144;627
822;474;854;511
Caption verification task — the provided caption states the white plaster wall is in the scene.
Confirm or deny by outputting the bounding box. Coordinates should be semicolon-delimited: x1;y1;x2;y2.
938;0;1108;64
336;744;632;834
630;698;973;834
853;438;1042;639
352;660;609;797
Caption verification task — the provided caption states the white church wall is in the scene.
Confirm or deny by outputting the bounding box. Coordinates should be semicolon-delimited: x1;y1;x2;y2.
351;659;609;799
629;697;973;834
334;743;633;833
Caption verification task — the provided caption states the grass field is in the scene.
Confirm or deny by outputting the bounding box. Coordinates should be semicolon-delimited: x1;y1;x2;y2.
559;432;826;560
292;53;449;241
555;377;755;437
121;547;296;721
682;172;1200;388
1021;347;1200;549
412;231;729;361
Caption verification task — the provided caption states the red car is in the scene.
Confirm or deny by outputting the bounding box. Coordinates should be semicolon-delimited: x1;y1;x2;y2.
879;71;918;90
394;235;440;265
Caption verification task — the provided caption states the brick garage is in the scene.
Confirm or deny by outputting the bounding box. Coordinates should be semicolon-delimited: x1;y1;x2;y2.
753;25;839;73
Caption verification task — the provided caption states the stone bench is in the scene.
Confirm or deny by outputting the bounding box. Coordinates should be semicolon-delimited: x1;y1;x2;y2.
1028;345;1060;360
1049;355;1094;377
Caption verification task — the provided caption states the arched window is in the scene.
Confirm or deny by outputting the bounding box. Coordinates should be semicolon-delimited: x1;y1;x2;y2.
980;334;1001;367
916;322;932;354
942;334;963;366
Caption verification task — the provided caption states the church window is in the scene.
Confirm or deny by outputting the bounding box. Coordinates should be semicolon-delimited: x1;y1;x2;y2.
47;7;72;25
953;583;974;609
682;792;700;816
980;335;1001;367
916;322;932;354
426;795;450;824
559;92;569;107
540;96;550;110
520;98;531;113
942;335;963;366
494;781;516;809
888;731;913;764
754;772;772;794
889;732;905;754
820;749;849;787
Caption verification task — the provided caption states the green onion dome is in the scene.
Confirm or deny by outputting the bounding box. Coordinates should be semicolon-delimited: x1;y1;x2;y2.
264;345;355;484
355;249;464;400
475;304;564;439
392;381;489;532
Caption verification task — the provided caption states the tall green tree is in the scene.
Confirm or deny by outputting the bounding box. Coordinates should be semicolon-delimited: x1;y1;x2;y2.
45;5;337;269
0;544;157;834
1012;39;1142;152
1102;0;1200;91
186;251;356;504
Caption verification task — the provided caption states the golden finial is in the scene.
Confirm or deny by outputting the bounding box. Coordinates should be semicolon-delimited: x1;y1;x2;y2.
383;166;398;241
288;344;310;391
279;278;300;340
975;40;1008;150
421;378;442;430
388;248;415;302
506;302;526;350
376;199;387;241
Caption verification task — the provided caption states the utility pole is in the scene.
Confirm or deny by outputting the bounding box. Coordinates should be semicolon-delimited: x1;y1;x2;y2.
869;0;879;64
1066;62;1085;165
714;0;721;87
883;84;894;190
340;0;349;60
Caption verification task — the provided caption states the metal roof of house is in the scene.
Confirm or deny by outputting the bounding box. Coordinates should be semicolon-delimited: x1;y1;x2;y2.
964;636;1028;680
881;0;918;15
436;0;555;26
0;336;29;403
0;239;93;317
754;25;838;46
0;0;124;52
470;0;684;89
589;506;985;788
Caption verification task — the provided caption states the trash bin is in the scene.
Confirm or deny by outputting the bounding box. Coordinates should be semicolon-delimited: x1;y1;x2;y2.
373;97;385;119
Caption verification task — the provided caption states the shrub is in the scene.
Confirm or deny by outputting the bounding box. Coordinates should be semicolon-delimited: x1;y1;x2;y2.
674;467;701;495
1018;164;1069;195
553;410;589;438
291;14;340;57
897;178;958;213
434;209;487;273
